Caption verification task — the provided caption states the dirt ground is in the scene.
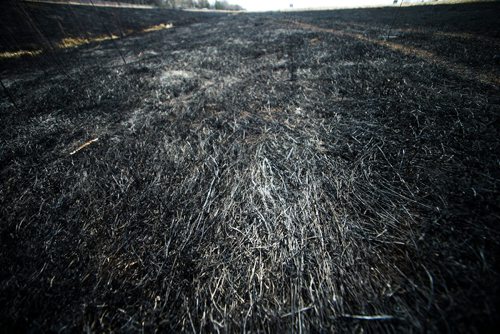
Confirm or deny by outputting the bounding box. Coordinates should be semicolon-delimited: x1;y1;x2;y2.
1;1;499;332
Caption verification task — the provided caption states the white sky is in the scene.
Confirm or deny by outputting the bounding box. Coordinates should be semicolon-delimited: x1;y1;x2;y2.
225;0;398;11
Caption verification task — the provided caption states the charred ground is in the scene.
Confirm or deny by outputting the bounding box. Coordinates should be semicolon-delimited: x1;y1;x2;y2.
0;1;499;332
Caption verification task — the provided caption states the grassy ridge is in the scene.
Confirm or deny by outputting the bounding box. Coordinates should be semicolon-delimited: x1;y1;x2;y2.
0;1;219;53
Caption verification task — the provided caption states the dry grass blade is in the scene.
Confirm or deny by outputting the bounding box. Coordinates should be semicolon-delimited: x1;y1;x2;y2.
69;138;99;155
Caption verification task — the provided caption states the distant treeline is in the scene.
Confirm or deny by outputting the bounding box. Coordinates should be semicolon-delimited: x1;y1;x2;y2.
101;0;243;10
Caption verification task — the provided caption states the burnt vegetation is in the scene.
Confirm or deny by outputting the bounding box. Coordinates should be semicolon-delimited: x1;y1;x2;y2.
0;1;499;333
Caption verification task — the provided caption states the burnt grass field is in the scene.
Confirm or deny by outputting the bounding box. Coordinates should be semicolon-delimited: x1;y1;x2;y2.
1;1;500;332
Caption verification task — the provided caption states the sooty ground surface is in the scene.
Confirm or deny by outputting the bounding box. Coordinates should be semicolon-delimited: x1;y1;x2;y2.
1;1;499;332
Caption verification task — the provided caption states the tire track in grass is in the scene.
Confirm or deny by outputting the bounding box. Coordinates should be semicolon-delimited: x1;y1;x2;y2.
329;20;500;47
288;20;500;88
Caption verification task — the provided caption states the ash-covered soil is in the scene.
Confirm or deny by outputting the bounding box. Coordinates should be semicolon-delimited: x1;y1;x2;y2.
1;2;499;332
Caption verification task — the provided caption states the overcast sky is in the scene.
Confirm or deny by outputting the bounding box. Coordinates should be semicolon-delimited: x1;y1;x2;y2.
226;0;398;11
